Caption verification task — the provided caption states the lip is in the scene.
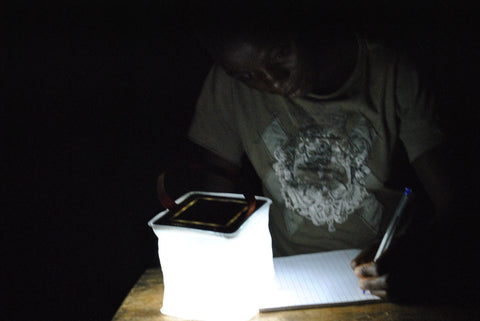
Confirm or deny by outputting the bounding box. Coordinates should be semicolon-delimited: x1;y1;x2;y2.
285;73;305;98
284;78;301;98
288;87;303;98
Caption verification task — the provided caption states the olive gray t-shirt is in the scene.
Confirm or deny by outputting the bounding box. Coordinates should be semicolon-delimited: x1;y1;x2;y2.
188;38;443;256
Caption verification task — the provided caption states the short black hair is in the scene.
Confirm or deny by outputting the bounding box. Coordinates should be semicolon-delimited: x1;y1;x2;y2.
188;0;361;59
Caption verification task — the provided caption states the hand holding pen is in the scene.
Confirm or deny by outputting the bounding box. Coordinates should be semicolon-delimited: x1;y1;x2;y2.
350;188;413;299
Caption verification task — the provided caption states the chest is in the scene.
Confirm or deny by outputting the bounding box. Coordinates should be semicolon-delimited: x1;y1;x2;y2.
232;88;399;186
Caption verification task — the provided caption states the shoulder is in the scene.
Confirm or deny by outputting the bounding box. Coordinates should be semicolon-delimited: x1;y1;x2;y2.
359;35;402;69
204;63;234;87
204;63;259;97
359;35;424;95
360;35;421;74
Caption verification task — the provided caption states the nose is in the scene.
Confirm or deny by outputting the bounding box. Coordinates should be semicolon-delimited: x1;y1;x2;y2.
260;67;289;93
271;80;282;90
261;69;279;88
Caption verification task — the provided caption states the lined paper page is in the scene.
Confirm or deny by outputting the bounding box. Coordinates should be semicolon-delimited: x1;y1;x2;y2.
260;249;380;311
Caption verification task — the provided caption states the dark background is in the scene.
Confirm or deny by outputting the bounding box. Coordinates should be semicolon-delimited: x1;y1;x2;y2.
1;1;478;320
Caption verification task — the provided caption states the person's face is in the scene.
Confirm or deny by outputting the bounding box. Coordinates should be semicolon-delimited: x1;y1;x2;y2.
220;37;317;98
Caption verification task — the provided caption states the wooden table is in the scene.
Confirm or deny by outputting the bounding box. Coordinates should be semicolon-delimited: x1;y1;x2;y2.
112;268;479;321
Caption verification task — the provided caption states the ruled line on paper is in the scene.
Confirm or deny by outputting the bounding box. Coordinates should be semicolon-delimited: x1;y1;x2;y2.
260;249;380;312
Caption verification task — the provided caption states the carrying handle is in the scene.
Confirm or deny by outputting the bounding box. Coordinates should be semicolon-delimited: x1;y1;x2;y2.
157;162;257;216
157;172;178;210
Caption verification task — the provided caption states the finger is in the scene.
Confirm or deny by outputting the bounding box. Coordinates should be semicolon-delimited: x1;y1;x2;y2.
359;274;388;292
354;262;379;278
370;290;388;299
373;248;397;276
351;243;379;269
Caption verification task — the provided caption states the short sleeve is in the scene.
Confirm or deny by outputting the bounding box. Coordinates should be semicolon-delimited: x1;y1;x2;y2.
188;64;244;165
396;56;444;162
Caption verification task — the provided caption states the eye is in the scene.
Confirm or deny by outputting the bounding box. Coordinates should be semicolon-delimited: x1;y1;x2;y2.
239;73;254;81
273;46;290;60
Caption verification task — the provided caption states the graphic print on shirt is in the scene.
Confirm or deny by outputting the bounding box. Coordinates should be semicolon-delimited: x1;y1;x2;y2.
263;106;381;232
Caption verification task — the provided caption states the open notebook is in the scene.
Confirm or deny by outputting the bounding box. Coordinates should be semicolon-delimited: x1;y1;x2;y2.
260;249;381;312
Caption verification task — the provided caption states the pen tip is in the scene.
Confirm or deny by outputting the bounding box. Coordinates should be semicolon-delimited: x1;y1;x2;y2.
404;187;412;196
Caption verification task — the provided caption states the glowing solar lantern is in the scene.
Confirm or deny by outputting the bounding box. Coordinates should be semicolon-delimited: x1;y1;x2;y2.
148;191;274;321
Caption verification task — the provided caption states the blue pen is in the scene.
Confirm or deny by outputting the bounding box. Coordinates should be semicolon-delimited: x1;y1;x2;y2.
374;187;413;262
363;188;413;294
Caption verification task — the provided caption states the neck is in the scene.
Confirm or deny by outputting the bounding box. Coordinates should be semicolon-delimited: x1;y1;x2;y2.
312;33;358;95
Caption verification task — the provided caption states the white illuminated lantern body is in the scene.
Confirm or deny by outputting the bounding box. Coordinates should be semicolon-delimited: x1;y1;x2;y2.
148;192;274;321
